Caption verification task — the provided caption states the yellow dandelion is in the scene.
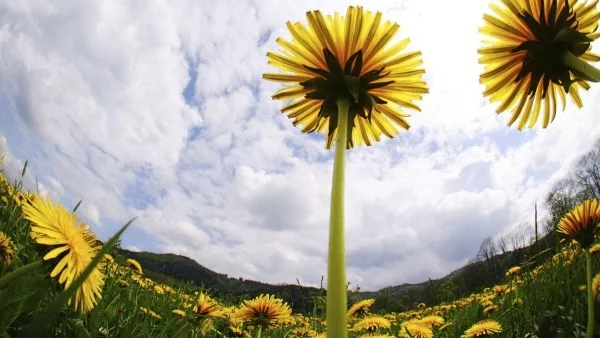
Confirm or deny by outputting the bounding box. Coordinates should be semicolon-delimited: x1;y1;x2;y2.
172;309;186;317
140;306;161;320
479;0;600;129
399;321;433;338
289;327;318;337
352;315;391;332
154;285;165;294
348;298;376;318
119;280;129;288
415;315;445;328
126;258;143;275
483;305;499;314
557;199;600;248
462;319;503;338
233;294;292;328
21;195;104;313
493;284;509;295
193;292;225;318
590;243;600;254
593;273;600;300
0;231;17;271
505;266;521;277
512;298;524;307
263;6;428;149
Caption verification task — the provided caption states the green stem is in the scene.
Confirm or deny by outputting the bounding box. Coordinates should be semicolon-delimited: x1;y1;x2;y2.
0;260;42;289
326;97;349;338
256;325;262;338
586;249;595;338
562;50;600;82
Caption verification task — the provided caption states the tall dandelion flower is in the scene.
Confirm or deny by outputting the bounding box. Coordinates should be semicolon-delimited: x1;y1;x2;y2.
352;315;391;332
126;258;143;275
233;294;291;336
462;319;502;338
479;0;600;129
263;7;427;337
193;292;225;318
0;231;17;272
558;198;600;248
399;321;433;338
559;199;600;338
348;298;376;318
21;195;104;313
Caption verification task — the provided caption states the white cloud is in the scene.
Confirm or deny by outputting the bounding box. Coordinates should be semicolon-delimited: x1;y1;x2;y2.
1;0;600;291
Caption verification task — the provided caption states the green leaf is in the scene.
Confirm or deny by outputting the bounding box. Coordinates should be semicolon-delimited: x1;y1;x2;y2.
555;27;593;43
343;75;360;103
17;217;136;338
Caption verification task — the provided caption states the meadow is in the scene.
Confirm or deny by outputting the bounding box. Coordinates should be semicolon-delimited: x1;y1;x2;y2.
1;157;599;338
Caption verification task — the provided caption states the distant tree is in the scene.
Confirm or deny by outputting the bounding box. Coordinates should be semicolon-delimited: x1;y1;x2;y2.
476;237;499;282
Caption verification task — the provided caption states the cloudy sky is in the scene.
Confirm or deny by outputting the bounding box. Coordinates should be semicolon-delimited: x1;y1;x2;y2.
1;0;600;291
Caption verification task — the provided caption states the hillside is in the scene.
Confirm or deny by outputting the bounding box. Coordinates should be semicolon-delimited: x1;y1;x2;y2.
117;230;558;315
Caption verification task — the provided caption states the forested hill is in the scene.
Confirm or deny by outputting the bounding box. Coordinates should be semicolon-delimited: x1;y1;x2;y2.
116;138;600;315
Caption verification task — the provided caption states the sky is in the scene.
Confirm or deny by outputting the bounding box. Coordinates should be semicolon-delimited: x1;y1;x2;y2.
1;0;600;292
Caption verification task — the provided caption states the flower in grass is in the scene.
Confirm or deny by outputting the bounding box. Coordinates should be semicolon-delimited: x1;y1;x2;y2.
593;272;600;300
172;309;186;317
352;315;391;332
140;306;161;320
513;297;524;307
0;231;17;271
483;304;499;314
505;266;521;277
232;294;291;328
493;284;509;295
289;327;318;337
399;321;433;338
479;0;600;129
193;292;225;318
415;315;445;328
557;199;600;248
21;195;104;313
462;319;503;338
126;258;143;275
590;243;600;254
348;298;376;318
263;6;428;149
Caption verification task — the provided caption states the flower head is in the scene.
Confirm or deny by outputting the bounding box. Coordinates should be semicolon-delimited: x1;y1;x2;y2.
348;298;376;318
462;319;503;338
126;258;143;275
399;321;433;338
233;294;291;328
0;231;17;271
264;6;428;149
505;266;522;277
479;0;600;129
352;315;391;332
557;198;600;248
193;292;225;318
21;195;104;313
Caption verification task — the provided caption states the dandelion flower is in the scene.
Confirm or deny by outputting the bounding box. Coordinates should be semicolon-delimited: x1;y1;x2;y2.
505;266;521;276
233;294;291;328
21;195;104;313
193;292;225;318
462;319;503;338
557;198;600;248
172;309;186;317
140;306;161;320
263;6;428;149
399;321;433;338
348;298;376;318
590;243;600;254
352;315;391;332
0;231;17;271
126;258;143;275
479;0;600;129
415;315;445;328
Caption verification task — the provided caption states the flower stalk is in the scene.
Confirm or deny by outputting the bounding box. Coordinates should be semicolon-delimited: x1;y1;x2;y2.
327;97;349;338
586;249;595;338
562;50;600;83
